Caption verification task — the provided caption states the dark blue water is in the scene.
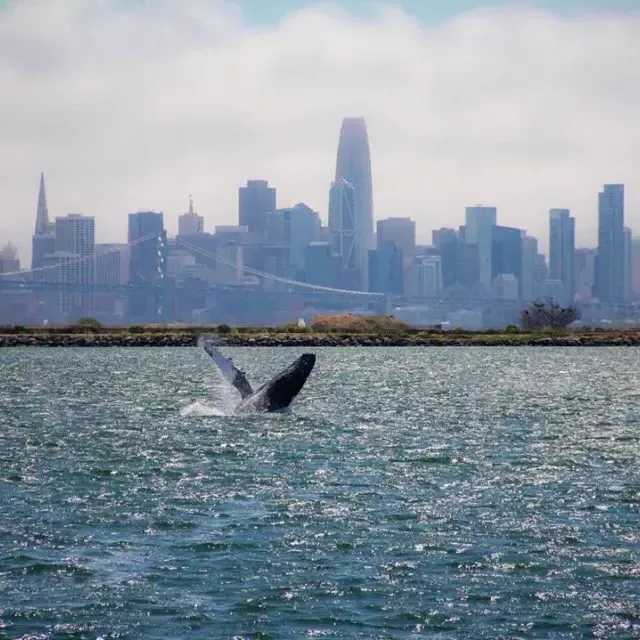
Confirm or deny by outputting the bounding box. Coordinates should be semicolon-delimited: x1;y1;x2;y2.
1;347;639;639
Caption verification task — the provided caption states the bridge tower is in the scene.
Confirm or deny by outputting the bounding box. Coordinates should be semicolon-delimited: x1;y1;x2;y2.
154;232;169;322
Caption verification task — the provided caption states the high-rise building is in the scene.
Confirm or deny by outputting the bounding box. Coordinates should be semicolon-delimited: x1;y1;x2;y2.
464;205;497;294
304;242;341;288
549;209;575;304
0;243;20;274
456;241;480;290
520;234;538;302
368;241;404;295
633;238;640;296
31;173;56;270
259;245;290;291
491;225;522;297
328;179;358;289
55;214;95;257
94;243;128;320
412;254;442;297
128;211;167;320
49;214;96;317
178;196;204;236
624;226;633;302
95;244;128;286
595;184;625;304
377;218;415;257
266;203;321;274
34;172;52;236
432;228;459;289
238;180;276;234
334;117;374;288
575;248;596;300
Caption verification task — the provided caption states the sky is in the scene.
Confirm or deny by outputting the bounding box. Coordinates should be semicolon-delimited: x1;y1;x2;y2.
1;0;639;263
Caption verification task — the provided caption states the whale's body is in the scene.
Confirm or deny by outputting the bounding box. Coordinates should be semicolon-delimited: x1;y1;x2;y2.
203;343;315;413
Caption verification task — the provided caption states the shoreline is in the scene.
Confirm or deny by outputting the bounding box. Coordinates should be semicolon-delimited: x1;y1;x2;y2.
2;332;640;347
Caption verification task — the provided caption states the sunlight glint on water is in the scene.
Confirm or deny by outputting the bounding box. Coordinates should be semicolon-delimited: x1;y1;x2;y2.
1;346;639;639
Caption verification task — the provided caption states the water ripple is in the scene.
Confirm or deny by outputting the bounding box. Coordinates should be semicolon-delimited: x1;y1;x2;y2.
1;347;639;638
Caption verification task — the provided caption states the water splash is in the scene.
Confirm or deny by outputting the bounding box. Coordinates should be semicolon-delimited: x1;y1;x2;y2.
180;344;242;417
179;401;226;417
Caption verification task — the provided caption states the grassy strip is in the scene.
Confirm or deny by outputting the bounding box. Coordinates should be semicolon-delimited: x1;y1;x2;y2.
1;323;639;338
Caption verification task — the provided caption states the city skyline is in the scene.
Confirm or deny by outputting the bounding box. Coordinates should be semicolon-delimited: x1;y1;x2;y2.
1;1;639;260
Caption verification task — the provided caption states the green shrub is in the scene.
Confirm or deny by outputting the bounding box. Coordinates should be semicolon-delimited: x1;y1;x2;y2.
74;317;103;332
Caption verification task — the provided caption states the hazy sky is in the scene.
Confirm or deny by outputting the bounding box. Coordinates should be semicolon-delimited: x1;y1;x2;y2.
1;0;639;262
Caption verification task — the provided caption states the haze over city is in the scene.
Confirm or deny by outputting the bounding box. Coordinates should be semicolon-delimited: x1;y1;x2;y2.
1;0;639;262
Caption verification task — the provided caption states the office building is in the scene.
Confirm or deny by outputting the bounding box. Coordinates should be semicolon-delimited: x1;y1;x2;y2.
549;209;575;304
377;217;416;257
334;117;374;288
178;196;204;236
465;206;497;293
238;180;276;234
595;184;625;304
368;241;404;295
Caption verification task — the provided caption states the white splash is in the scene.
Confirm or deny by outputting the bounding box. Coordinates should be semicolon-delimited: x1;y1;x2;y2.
179;401;226;417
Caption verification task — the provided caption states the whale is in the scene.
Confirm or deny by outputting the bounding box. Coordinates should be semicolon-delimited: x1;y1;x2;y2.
202;342;316;413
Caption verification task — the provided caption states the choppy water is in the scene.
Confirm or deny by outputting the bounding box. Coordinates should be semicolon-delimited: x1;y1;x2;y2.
1;347;639;639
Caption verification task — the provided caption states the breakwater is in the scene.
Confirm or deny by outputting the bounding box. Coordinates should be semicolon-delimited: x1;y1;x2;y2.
2;332;640;347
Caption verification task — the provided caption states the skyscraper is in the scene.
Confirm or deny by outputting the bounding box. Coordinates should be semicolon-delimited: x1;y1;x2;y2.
128;211;166;284
0;243;20;274
549;208;575;304
265;203;321;275
595;184;624;304
50;214;96;318
128;211;167;320
334;117;374;289
633;238;640;297
31;173;56;270
368;241;404;295
377;218;416;257
464;206;497;294
624;226;633;302
575;248;596;300
35;172;51;235
328;179;358;289
520;234;538;302
178;196;204;236
55;214;95;257
238;180;276;234
491;225;523;296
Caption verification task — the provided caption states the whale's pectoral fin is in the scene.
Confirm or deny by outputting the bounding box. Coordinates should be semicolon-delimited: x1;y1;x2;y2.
203;343;254;399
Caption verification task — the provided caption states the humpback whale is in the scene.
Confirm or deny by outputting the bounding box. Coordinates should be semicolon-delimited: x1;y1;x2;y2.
203;342;316;413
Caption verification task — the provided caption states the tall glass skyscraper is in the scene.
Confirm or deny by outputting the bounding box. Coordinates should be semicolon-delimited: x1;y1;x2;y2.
334;117;373;289
595;184;624;304
464;205;497;294
549;208;575;304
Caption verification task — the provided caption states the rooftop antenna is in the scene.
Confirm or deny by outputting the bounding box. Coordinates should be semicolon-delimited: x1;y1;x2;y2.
188;194;194;214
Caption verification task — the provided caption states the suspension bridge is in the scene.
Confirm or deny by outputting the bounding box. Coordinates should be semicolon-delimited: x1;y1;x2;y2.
0;232;393;322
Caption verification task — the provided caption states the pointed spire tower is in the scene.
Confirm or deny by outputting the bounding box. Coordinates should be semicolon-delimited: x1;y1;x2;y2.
34;172;50;235
31;173;56;270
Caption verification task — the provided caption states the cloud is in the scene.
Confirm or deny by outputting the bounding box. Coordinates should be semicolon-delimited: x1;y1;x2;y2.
1;0;639;262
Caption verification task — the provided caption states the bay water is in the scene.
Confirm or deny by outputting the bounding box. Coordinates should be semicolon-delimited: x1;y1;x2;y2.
1;347;639;639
